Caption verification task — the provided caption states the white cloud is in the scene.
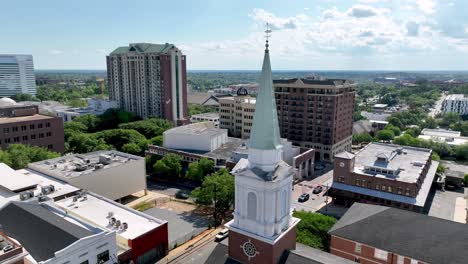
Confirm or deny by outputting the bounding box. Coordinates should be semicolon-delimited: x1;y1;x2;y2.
250;8;308;30
50;50;63;55
415;0;437;14
406;21;420;36
346;5;383;17
357;0;389;3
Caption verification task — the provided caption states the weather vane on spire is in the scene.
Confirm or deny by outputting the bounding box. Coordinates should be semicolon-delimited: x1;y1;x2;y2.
265;23;272;50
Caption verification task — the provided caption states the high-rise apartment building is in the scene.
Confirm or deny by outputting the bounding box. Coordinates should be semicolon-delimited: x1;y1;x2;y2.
219;90;255;138
107;43;187;123
274;78;356;161
0;54;36;97
442;94;468;115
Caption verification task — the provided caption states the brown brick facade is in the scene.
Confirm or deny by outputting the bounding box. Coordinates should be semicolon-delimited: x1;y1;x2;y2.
330;235;425;264
228;228;297;264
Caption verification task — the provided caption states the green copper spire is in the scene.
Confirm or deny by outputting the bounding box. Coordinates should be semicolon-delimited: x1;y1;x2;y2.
249;32;282;150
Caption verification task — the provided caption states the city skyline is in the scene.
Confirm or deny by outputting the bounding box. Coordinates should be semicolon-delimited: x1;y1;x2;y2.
2;0;468;70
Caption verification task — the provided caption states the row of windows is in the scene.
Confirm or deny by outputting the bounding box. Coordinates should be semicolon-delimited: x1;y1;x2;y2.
3;122;51;133
1;132;52;144
345;177;412;196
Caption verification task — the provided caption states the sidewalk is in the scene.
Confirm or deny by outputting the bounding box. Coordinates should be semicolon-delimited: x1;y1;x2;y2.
453;189;467;224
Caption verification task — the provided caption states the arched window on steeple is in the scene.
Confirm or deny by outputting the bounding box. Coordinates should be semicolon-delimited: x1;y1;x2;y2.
247;192;257;220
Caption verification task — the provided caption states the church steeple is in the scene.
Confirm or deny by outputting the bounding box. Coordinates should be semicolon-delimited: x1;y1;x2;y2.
248;24;283;171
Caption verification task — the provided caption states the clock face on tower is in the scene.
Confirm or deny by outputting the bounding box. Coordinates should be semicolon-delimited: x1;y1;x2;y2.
339;162;345;168
242;240;258;259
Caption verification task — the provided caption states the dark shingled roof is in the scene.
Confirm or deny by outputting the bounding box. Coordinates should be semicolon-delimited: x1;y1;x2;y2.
0;202;94;262
329;203;468;264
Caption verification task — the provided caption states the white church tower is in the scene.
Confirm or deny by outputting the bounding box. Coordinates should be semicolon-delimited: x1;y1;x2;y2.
226;26;300;264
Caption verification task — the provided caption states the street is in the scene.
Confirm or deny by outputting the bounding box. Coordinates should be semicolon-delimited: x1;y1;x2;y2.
429;92;446;117
292;169;334;213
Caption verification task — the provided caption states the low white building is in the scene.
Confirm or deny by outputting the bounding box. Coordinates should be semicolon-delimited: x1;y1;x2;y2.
28;151;147;201
190;112;219;127
163;122;227;152
442;94;468;115
418;128;468;146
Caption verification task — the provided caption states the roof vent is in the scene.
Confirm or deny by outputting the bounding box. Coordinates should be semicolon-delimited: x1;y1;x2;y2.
3;245;13;252
122;222;128;230
413;161;424;167
99;154;112;165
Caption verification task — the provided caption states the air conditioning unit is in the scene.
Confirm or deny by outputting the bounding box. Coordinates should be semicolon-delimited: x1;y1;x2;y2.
3;245;13;252
41;184;55;195
19;191;34;201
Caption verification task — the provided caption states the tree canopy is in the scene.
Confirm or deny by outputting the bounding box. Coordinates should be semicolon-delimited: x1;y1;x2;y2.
153;154;183;177
293;210;337;251
186;158;215;181
0;144;60;169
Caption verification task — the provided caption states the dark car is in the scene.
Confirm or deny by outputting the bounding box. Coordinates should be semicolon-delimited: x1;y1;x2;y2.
312;186;323;194
298;193;310;202
175;191;189;200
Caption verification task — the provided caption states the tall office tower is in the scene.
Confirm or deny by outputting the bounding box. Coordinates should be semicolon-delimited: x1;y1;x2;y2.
219;87;256;138
107;43;187;123
274;78;356;162
0;55;36;97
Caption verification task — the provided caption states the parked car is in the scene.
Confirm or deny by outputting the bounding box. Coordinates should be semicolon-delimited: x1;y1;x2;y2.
312;186;323;194
215;228;229;242
314;164;325;171
175;191;189;200
298;193;310;202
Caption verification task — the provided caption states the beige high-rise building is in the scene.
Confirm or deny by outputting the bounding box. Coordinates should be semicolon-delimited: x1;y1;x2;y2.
107;43;187;123
219;92;255;139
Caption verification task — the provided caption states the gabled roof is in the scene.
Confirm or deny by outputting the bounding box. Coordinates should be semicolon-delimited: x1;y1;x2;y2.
0;202;94;262
110;43;176;55
329;203;468;264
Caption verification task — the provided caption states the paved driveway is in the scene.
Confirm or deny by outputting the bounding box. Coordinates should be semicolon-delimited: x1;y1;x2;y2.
428;188;466;221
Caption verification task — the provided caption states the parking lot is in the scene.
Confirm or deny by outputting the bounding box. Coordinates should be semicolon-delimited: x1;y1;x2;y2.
428;187;467;222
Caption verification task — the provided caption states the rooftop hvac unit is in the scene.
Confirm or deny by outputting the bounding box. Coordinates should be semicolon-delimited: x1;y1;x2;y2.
73;196;78;202
115;220;121;228
38;194;47;202
99;154;112;165
122;222;128;230
19;191;34;201
41;184;55;195
94;164;104;170
110;217;116;225
107;212;114;218
74;164;88;171
2;245;13;252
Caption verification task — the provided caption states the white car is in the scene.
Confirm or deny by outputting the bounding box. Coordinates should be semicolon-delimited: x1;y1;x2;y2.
215;228;229;242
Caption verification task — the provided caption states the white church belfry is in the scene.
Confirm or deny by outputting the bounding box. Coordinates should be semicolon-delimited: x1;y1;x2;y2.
226;25;300;264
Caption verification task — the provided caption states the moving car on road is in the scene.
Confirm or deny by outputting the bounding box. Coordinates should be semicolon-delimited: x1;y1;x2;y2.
312;186;323;194
215;228;229;242
298;193;310;202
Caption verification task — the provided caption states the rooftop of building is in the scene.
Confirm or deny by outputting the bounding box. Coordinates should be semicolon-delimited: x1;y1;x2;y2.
273;78;356;87
0;114;53;124
190;112;220;119
110;43;177;55
373;103;388;108
445;94;467;100
0;201;96;262
54;192;166;240
164;122;226;137
351;143;432;184
218;96;256;104
28;150;143;179
0;97;17;107
360;111;391;122
421;128;462;137
329;203;468;264
0;232;18;258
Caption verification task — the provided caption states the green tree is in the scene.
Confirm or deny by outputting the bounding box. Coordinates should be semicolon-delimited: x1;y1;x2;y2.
94;129;148;154
439;112;461;128
293;210;337;251
377;130;395;141
186;158;214;181
119;118;172;138
0;144;60;169
153;154;182;177
454;144;468;161
405;127;421;137
384;124;401;136
431;152;441;161
191;169;234;223
464;174;468;186
11;93;37;102
149;135;163;146
72;114;100;132
352;133;374;144
64;121;88;133
437;163;447;174
122;143;143;155
66;133;110;153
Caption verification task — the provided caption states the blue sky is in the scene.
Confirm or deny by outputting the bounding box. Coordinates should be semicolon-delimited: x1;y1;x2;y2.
2;0;468;70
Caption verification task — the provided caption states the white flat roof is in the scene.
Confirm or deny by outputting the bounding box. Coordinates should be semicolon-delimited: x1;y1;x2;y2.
0;163;37;192
55;193;165;240
17;169;79;199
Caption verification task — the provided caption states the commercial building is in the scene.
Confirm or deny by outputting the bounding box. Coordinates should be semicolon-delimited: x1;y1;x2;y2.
330;143;438;212
190;112;220;127
107;43;188;123
0;162;168;264
274;78;356;161
219;92;256;138
0;201;117;264
442;94;468;115
28;150;147;201
146;122;314;179
0;99;65;153
0;54;36;97
418;128;468;146
329;203;468;264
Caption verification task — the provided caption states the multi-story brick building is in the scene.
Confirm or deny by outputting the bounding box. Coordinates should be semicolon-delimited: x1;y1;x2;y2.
219;93;256;138
274;78;356;161
0;99;64;153
329;203;468;264
329;143;438;212
107;43;187;124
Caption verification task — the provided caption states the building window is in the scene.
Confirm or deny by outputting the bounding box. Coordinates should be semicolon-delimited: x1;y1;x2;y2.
410;259;418;264
355;243;362;254
30;124;35;129
80;261;89;264
382;185;386;191
397;256;405;264
46;122;51;128
22;136;28;141
388;186;392;193
3;128;9;133
13;137;19;142
47;144;53;150
247;192;257;220
97;250;109;264
21;125;27;131
31;134;36;140
355;179;360;186
374;248;388;260
405;188;410;196
12;126;18;132
338;176;345;183
46;132;52;137
376;184;380;190
397;187;402;194
38;123;43;129
39;133;44;138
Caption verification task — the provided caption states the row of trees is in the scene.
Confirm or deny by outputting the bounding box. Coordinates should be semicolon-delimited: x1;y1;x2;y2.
64;109;172;155
150;154;215;182
0;144;60;169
